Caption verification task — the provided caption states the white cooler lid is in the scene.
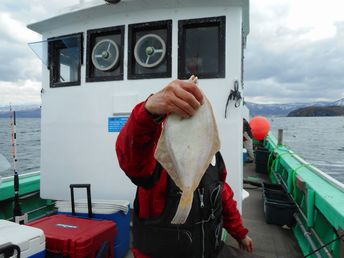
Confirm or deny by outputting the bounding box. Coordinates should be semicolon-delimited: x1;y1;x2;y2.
0;220;45;256
55;199;130;214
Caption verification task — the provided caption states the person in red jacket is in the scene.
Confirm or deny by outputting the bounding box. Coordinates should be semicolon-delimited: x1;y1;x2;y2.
116;79;253;258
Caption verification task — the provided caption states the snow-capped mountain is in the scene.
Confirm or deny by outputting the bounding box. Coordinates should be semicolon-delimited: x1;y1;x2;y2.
333;98;344;106
0;104;41;112
1;98;343;117
0;104;41;118
245;98;344;116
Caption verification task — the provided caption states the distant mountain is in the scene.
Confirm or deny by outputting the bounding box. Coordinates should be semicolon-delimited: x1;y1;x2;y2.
332;98;344;106
288;106;344;117
245;98;344;116
1;98;343;118
0;104;41;118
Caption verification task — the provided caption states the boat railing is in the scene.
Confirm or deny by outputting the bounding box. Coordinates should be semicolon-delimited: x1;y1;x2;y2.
263;133;344;258
1;171;41;183
266;134;344;192
0;170;56;221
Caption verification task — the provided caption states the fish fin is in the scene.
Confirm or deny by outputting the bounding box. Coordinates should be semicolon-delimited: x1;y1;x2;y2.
171;188;193;224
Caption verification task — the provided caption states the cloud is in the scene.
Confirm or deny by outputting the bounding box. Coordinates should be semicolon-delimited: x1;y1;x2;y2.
0;0;79;105
0;13;41;80
0;0;344;104
0;13;40;42
0;80;41;105
245;1;344;103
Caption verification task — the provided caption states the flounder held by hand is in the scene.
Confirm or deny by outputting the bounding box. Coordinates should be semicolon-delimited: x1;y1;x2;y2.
154;88;220;224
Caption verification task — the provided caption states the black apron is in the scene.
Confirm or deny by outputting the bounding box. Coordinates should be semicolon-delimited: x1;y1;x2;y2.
133;152;226;258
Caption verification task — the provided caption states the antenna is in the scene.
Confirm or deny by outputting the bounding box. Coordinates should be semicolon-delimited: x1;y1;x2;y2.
9;104;27;224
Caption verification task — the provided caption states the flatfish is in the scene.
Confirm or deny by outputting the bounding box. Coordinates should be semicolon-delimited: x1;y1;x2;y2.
154;79;220;224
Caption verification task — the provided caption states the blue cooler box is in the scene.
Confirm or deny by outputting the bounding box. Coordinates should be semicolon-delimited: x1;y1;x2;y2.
56;199;130;258
0;220;45;258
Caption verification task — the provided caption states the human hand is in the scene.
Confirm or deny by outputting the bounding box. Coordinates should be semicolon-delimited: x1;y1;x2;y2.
238;235;253;253
145;76;204;118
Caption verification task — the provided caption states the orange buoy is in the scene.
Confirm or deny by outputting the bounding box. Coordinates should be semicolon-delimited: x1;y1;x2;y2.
249;116;270;140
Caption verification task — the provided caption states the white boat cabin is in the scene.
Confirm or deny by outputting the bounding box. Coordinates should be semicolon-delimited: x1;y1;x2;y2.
28;0;250;211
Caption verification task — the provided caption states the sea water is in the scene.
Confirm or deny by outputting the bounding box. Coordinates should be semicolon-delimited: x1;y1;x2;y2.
0;118;40;177
270;116;344;183
0;117;343;183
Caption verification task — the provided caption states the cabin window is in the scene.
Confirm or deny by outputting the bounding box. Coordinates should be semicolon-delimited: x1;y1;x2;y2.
128;20;172;79
86;26;124;82
48;33;83;88
178;16;225;79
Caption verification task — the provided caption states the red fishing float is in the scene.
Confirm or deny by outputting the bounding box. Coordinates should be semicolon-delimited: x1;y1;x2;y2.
249;116;270;140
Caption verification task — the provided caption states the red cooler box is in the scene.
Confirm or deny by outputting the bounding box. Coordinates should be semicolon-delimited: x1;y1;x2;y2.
29;214;117;258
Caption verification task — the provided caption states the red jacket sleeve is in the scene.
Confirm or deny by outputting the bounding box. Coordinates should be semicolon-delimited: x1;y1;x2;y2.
116;102;162;180
221;169;249;241
117;101;248;241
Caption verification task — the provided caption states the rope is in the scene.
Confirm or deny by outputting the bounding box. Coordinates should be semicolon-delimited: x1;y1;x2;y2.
224;80;241;118
290;163;311;199
267;146;281;176
267;148;312;197
269;151;295;180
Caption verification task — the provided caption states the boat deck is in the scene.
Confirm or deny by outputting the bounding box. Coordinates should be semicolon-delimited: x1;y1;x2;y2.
227;163;303;258
125;163;303;258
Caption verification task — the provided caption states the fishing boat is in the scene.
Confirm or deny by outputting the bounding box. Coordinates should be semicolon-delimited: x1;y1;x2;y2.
0;0;343;257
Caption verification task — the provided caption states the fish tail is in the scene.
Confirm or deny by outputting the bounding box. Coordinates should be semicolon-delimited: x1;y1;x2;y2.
171;188;193;224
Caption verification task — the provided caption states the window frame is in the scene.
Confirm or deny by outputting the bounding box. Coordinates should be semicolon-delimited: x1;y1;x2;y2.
178;16;226;79
48;32;83;88
86;25;124;83
128;20;172;80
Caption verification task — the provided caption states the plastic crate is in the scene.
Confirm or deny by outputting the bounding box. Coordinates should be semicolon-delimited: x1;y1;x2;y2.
255;148;270;174
264;200;296;226
262;182;285;193
263;191;296;226
256;162;268;174
263;190;293;204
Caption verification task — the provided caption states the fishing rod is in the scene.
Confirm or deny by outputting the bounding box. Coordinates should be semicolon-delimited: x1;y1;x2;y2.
9;104;24;223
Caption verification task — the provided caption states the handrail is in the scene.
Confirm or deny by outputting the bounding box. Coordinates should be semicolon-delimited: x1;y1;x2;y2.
1;171;40;183
292;154;344;193
275;173;334;258
266;133;341;257
266;135;344;193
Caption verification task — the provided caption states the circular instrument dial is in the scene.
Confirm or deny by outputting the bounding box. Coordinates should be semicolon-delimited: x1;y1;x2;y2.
134;34;166;68
91;39;119;71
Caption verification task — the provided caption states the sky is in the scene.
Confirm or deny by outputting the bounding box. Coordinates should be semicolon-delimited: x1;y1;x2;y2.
0;0;343;105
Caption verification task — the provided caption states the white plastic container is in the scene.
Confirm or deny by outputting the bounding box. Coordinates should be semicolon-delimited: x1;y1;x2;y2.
0;220;45;258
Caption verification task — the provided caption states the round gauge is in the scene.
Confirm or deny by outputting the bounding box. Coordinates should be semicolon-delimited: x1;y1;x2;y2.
134;34;166;68
91;39;119;71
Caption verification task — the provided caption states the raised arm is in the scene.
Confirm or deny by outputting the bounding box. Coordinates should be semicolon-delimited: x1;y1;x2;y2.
222;181;253;252
116;102;162;182
116;79;203;184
